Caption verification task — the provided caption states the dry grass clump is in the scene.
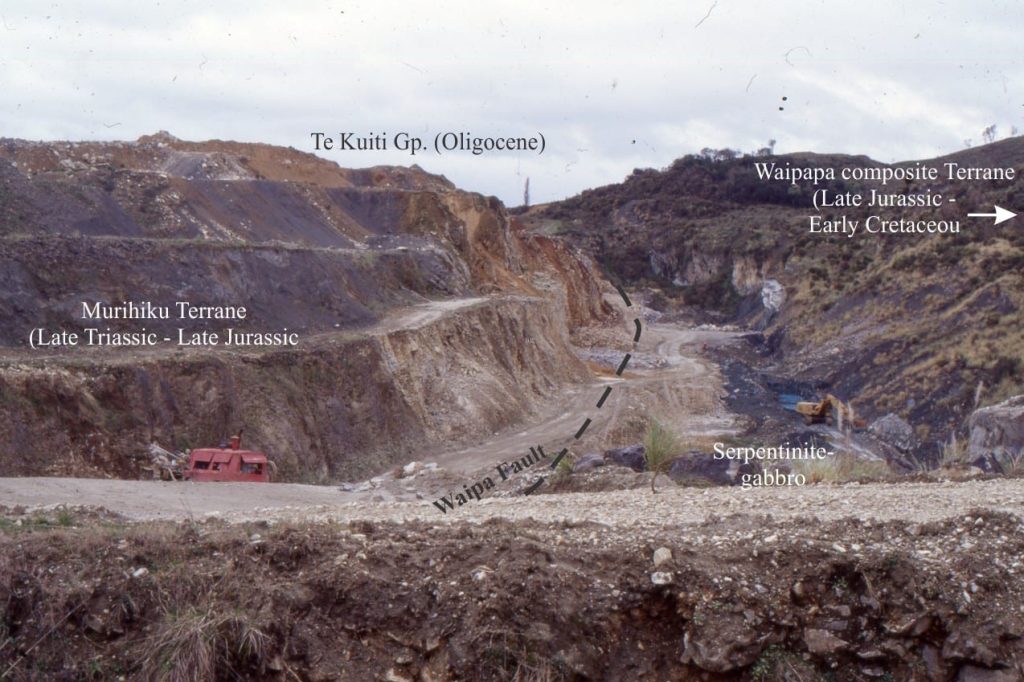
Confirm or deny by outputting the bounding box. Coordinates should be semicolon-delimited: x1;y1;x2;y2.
792;453;892;484
139;609;270;682
939;433;971;468
1000;452;1024;475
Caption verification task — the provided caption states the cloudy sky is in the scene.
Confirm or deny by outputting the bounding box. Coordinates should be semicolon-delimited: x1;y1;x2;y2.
0;1;1021;204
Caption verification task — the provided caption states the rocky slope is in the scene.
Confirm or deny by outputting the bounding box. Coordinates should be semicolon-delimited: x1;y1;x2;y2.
0;133;611;480
533;139;1024;461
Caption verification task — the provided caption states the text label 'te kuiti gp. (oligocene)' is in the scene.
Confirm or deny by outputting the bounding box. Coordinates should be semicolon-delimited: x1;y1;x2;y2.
309;131;546;156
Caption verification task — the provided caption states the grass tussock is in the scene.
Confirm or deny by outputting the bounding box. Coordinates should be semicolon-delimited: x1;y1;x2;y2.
554;451;574;479
1000;451;1024;475
643;417;680;493
940;433;971;467
139;609;271;682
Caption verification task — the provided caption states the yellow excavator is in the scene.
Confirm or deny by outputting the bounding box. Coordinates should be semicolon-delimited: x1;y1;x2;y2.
795;394;866;429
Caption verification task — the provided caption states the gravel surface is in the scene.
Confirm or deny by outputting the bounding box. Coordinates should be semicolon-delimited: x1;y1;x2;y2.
293;478;1024;527
4;476;1020;526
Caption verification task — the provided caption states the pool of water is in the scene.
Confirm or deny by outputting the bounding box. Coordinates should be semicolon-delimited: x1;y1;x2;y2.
777;393;804;411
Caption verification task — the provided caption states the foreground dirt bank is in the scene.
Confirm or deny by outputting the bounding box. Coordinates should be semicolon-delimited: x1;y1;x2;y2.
1;504;1022;681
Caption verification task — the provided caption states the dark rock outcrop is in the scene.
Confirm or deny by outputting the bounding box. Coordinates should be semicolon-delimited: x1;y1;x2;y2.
603;444;646;472
572;453;606;473
667;451;733;485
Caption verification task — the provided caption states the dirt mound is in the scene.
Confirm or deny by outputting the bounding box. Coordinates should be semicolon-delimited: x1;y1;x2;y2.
1;510;1021;680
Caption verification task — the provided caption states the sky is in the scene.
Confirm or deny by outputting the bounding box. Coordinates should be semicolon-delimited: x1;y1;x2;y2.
0;1;1022;205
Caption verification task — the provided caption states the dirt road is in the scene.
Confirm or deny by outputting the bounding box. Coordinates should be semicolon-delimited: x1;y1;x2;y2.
375;295;490;333
432;318;740;475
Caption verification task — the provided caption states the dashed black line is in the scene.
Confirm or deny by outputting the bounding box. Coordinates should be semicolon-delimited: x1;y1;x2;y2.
548;447;569;471
616;285;632;308
616;353;631;376
522;288;636;495
523;477;546;494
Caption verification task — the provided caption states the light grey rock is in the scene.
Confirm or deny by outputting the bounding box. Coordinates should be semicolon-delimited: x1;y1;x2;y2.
761;279;786;313
804;628;849;656
651;571;674;585
968;395;1024;463
653;547;673;567
868;413;917;453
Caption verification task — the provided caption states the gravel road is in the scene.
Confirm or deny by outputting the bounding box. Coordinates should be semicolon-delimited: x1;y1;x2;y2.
2;476;1021;526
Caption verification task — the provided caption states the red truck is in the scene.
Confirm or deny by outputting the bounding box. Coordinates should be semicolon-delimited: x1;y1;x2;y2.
183;433;271;483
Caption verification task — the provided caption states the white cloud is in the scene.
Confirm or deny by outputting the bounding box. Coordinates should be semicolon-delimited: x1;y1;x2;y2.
0;1;1021;204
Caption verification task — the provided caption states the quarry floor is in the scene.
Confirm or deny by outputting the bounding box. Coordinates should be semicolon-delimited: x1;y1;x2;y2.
1;306;1021;527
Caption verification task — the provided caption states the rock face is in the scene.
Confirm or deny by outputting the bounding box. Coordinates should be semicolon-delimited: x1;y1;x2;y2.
533;141;1024;457
760;279;786;313
731;256;763;295
957;666;1019;682
869;413;918;453
681;615;777;672
0;296;591;481
968;396;1024;463
666;451;765;486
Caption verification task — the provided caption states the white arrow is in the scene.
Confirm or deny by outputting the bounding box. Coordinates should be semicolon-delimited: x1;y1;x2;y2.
967;205;1017;225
